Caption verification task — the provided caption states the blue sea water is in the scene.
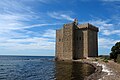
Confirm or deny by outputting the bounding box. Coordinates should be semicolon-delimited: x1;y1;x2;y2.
0;56;95;80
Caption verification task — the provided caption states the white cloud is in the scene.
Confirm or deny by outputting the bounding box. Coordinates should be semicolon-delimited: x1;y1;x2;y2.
101;0;120;2
60;14;74;21
48;12;74;21
21;23;62;30
0;0;58;52
83;19;119;37
0;0;119;56
98;37;119;49
27;0;57;4
102;30;120;35
0;0;38;32
43;29;56;38
87;19;113;30
86;18;120;37
0;28;56;50
0;37;55;50
0;0;34;14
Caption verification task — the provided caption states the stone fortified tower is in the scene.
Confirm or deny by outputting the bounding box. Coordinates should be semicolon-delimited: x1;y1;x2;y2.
55;19;99;60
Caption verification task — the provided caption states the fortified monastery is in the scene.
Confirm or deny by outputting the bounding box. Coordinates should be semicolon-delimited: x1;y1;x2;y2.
55;19;99;60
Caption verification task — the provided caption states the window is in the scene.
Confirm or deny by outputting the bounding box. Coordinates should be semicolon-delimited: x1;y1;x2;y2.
77;37;81;40
59;38;63;42
77;37;78;40
79;37;81;40
59;39;61;42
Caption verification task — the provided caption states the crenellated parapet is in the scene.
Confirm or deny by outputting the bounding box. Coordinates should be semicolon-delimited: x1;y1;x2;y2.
78;23;99;32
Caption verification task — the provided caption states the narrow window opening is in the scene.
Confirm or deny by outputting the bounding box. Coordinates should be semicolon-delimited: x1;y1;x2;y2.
79;37;81;40
77;37;78;40
59;39;61;42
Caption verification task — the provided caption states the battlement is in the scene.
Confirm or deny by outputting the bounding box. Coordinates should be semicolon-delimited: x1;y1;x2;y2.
57;21;99;32
63;23;73;26
78;23;99;32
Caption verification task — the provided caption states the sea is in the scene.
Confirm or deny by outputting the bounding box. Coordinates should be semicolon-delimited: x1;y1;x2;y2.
0;56;95;80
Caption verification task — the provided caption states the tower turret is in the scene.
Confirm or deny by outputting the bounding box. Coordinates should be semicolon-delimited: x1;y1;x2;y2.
73;18;78;25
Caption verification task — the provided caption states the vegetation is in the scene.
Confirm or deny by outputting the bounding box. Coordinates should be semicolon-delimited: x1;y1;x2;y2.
99;55;110;60
117;54;120;63
110;42;120;62
94;58;98;61
102;58;109;63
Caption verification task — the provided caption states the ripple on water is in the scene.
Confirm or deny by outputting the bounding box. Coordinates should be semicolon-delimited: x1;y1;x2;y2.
0;56;95;80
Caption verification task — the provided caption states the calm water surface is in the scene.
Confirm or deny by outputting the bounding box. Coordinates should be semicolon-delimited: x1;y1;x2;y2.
0;56;95;80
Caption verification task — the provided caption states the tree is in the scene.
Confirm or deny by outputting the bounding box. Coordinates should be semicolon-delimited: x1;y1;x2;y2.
110;42;120;62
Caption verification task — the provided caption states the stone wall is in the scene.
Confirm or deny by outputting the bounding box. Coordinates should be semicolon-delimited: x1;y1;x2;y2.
88;29;98;57
56;29;63;60
82;29;89;58
63;23;74;60
73;29;83;59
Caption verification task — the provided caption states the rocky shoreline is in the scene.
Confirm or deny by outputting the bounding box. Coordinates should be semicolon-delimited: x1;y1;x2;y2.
74;59;120;80
73;60;104;80
55;58;120;80
84;62;103;80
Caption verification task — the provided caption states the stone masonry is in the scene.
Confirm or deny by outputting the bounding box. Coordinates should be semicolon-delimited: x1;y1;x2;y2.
55;19;99;60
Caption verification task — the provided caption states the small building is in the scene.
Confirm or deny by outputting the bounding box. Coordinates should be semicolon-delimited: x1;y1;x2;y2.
55;19;99;60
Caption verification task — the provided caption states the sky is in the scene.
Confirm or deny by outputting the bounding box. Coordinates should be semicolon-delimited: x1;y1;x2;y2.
0;0;120;56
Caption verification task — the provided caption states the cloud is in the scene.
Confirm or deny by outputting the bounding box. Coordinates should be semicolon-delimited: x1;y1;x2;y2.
0;13;62;31
87;19;113;30
101;0;120;2
27;0;58;4
0;0;119;56
0;0;34;14
47;12;74;21
0;37;55;50
0;28;56;50
60;14;74;21
102;30;120;35
43;29;56;39
0;0;59;52
21;23;63;30
0;0;39;32
0;14;25;31
83;18;119;37
98;37;119;49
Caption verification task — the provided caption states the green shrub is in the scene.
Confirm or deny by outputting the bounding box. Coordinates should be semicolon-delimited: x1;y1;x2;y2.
99;55;111;60
103;58;108;63
104;57;111;60
100;57;103;59
94;58;98;61
117;54;120;63
110;42;120;62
